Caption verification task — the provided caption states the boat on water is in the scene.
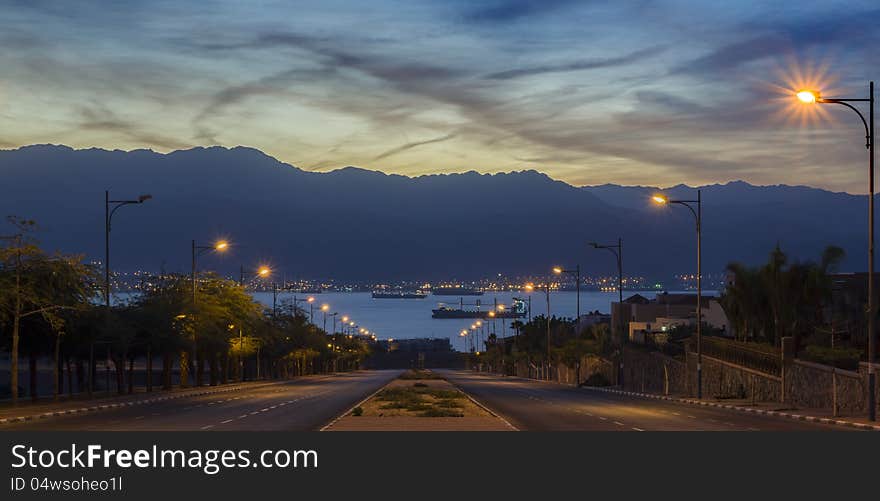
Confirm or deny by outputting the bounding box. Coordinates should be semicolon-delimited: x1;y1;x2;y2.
432;286;483;296
371;291;428;299
431;298;526;319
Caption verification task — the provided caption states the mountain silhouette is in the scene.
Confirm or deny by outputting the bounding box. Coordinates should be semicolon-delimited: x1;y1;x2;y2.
0;144;870;282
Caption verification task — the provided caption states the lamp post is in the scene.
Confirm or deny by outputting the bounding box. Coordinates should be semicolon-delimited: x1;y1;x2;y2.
523;284;534;322
552;265;580;320
546;277;552;380
307;297;316;324
321;304;330;332
796;83;875;420
653;192;702;399
102;191;150;397
191;239;229;386
589;238;623;303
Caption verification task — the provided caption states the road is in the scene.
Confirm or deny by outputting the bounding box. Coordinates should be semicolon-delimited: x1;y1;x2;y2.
0;371;400;431
440;370;858;431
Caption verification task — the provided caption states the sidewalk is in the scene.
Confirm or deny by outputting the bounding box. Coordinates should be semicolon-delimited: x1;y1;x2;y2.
0;380;285;425
583;385;880;431
475;371;880;431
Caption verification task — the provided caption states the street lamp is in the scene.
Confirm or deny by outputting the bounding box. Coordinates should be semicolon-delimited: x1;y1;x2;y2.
545;277;551;380
321;304;330;333
307;296;316;324
191;238;229;386
252;265;281;317
102;191;150;396
653;191;703;399
795;82;875;420
553;265;581;320
589;239;624;303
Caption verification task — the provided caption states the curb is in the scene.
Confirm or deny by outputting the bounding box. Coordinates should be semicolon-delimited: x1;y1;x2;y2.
319;384;387;432
0;382;281;425
582;386;880;431
444;375;519;431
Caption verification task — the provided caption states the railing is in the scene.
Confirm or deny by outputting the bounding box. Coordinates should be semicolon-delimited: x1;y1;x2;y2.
689;336;782;377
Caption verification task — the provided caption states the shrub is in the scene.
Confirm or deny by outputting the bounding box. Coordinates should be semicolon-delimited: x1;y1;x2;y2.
436;399;464;408
352;406;363;416
420;408;464;417
413;382;428;388
801;345;862;371
582;373;610;387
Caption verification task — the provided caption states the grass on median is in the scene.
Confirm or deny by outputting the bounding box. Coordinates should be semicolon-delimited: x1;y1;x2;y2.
350;377;481;418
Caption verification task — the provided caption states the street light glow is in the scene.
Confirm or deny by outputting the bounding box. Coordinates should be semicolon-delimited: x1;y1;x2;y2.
257;265;271;277
307;296;315;303
321;304;329;311
652;195;668;205
214;240;229;252
552;266;562;275
796;90;819;103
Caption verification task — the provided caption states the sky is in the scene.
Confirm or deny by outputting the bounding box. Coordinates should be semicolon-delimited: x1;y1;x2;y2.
1;0;879;193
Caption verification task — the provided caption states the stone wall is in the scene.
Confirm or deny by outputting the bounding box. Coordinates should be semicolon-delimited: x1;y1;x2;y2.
695;354;781;402
622;348;688;395
484;343;880;418
785;360;864;415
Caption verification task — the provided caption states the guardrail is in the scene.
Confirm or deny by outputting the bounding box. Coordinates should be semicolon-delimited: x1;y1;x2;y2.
689;337;781;377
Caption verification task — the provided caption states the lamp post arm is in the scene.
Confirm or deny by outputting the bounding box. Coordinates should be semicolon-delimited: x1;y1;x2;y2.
823;100;871;148
671;200;699;223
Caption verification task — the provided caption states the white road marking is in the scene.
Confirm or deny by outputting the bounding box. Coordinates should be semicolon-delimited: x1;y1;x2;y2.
201;425;214;430
221;419;233;424
632;427;645;432
613;421;624;426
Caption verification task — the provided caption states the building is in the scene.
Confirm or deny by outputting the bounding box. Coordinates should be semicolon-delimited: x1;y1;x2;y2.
577;310;611;332
612;292;730;344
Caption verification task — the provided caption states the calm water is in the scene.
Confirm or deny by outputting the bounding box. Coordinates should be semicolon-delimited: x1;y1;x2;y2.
114;290;716;352
253;291;624;350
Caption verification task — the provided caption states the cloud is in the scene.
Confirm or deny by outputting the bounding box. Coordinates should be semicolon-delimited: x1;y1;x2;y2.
485;46;665;80
77;105;193;151
465;0;581;24
373;133;457;161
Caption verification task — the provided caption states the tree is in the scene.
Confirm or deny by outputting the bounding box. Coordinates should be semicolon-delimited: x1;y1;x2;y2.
721;245;845;351
0;218;94;403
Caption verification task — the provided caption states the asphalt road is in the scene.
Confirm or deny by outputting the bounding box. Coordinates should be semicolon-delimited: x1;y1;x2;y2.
440;370;858;431
0;370;401;431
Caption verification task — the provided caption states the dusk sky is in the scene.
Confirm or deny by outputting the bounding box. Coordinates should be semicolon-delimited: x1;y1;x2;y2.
1;1;879;192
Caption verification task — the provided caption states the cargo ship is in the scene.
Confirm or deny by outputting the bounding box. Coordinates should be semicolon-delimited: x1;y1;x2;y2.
371;291;428;299
431;299;526;319
432;286;483;296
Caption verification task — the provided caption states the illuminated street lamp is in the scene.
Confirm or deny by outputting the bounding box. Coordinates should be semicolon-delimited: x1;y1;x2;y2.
321;303;330;333
653;191;703;398
795;82;875;420
553;265;581;320
190;238;230;386
307;296;316;323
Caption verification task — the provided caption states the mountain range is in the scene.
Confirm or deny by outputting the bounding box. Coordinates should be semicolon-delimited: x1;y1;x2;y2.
0;144;871;282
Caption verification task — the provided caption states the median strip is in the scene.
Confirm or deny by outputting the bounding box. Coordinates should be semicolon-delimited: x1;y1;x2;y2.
323;369;515;431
